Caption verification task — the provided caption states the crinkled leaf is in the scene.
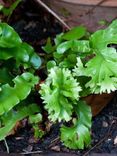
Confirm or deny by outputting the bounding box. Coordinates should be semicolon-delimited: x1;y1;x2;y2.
0;72;39;115
0;103;40;141
40;67;81;122
90;20;117;49
74;20;117;93
61;101;92;149
62;26;86;40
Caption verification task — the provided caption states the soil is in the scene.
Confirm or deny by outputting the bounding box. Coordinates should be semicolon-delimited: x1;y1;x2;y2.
0;0;117;155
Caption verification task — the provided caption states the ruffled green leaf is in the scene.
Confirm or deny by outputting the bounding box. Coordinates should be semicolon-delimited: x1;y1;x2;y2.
90;20;117;50
0;103;40;141
62;26;86;40
74;20;117;93
40;67;81;122
61;101;92;149
0;72;39;115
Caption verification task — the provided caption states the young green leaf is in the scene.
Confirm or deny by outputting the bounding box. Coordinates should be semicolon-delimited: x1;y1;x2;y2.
47;60;56;70
62;26;86;40
42;38;55;54
29;113;44;138
29;113;42;124
54;33;64;46
61;101;92;149
40;67;82;122
57;40;72;54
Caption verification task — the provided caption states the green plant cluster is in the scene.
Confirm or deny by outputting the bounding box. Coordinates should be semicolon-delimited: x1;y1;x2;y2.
40;20;117;149
0;20;117;150
0;22;43;141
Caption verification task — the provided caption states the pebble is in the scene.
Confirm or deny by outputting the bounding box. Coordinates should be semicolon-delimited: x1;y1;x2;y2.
102;121;108;127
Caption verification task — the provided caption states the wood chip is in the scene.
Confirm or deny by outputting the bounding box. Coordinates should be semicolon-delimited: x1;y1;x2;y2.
51;145;60;152
114;136;117;145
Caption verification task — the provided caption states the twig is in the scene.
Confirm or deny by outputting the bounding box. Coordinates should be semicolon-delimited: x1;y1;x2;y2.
21;150;42;155
35;0;71;30
4;139;10;154
48;136;60;148
83;122;114;156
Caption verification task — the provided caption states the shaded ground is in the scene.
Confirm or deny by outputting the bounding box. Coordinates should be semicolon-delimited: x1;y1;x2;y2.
0;0;117;155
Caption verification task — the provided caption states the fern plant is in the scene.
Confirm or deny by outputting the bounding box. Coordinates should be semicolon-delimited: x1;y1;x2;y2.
0;20;117;150
40;20;117;149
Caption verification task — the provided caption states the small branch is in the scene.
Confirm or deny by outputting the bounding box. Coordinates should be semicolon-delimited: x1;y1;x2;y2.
35;0;71;30
83;122;114;156
4;139;10;154
21;150;42;155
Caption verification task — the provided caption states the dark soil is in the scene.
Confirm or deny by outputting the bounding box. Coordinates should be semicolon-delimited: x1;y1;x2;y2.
0;0;117;155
